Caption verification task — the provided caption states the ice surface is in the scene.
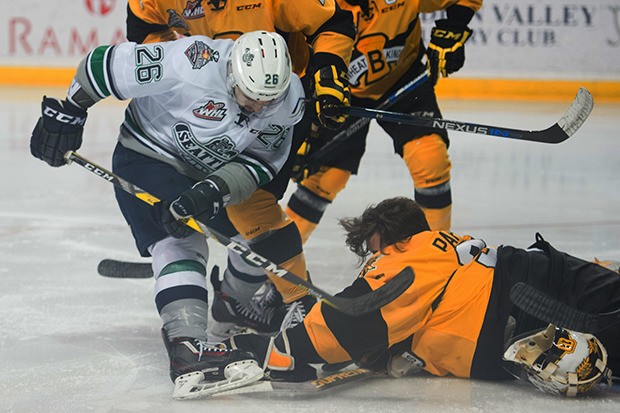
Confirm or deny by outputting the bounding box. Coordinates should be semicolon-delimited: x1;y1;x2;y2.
1;86;618;412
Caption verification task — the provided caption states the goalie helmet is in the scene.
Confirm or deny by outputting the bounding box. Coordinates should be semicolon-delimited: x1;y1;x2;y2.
228;31;292;104
503;324;612;397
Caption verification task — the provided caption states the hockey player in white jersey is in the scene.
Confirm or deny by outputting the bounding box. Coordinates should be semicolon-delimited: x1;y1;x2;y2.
29;31;305;398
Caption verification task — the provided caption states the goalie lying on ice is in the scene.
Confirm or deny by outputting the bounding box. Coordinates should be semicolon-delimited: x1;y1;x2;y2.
226;197;619;397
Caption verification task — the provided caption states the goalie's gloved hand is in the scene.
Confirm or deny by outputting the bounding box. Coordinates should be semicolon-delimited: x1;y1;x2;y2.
426;19;473;85
30;96;88;167
313;65;350;130
160;178;228;238
290;128;323;182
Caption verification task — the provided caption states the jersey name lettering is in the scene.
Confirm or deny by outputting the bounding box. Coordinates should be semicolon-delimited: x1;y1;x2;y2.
173;122;238;174
431;231;461;252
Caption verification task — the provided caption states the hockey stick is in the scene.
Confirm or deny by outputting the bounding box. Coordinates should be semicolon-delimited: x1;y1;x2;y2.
64;151;414;316
509;282;620;333
212;367;379;396
344;87;594;144
307;71;429;164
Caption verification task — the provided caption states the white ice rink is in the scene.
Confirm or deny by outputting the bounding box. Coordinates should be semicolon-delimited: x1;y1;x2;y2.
1;86;619;412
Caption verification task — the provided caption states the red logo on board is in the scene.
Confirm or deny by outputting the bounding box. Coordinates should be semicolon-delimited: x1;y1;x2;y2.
84;0;116;17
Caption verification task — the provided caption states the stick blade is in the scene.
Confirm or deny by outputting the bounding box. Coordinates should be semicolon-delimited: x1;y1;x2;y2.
97;259;153;278
557;87;594;138
509;282;598;333
524;87;594;144
330;266;414;316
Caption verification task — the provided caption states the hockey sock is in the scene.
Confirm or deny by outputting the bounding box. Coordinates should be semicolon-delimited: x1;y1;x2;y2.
286;167;351;243
402;134;452;230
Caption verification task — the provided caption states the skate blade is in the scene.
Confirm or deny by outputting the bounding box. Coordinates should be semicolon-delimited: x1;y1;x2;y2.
172;360;264;400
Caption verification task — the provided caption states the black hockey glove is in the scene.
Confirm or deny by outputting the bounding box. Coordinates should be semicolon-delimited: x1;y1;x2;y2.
290;128;323;182
160;178;228;238
30;96;88;167
313;65;351;130
426;19;473;85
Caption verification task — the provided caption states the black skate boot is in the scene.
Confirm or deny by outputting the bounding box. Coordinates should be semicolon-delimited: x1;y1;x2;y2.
210;267;286;338
280;293;318;330
162;330;264;399
161;329;255;382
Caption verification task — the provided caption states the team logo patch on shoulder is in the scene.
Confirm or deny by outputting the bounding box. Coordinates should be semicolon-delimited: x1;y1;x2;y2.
183;0;205;19
193;100;227;120
185;41;220;69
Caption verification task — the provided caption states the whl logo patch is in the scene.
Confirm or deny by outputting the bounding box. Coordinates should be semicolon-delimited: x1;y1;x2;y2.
173;122;238;174
193;100;227;121
182;0;205;19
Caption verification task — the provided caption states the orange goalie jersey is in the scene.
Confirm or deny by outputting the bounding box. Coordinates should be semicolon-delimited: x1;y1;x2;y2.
337;0;482;99
299;230;496;378
127;0;356;76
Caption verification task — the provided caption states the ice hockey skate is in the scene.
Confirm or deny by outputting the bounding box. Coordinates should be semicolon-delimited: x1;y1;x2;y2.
280;293;319;330
163;331;263;399
209;267;287;341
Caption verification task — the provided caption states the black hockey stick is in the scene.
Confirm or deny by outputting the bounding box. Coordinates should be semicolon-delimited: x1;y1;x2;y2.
344;87;594;144
64;151;414;316
307;71;429;165
509;282;620;333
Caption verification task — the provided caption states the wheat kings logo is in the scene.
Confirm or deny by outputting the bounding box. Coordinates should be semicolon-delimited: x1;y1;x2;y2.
172;122;239;174
185;41;220;69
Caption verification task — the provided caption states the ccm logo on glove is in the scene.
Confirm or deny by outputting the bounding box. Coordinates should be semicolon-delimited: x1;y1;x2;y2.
42;106;87;126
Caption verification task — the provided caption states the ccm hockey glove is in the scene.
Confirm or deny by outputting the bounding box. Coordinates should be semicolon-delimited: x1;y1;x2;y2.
427;19;473;85
30;96;87;167
313;65;351;130
160;177;229;238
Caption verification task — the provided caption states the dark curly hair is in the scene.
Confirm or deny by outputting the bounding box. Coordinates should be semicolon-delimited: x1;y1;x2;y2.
338;197;430;262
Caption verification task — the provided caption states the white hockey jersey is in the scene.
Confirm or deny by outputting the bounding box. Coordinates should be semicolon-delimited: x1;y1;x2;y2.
74;35;305;185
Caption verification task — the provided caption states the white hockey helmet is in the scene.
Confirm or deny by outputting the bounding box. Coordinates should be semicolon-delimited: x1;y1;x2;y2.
228;31;292;104
503;324;612;397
